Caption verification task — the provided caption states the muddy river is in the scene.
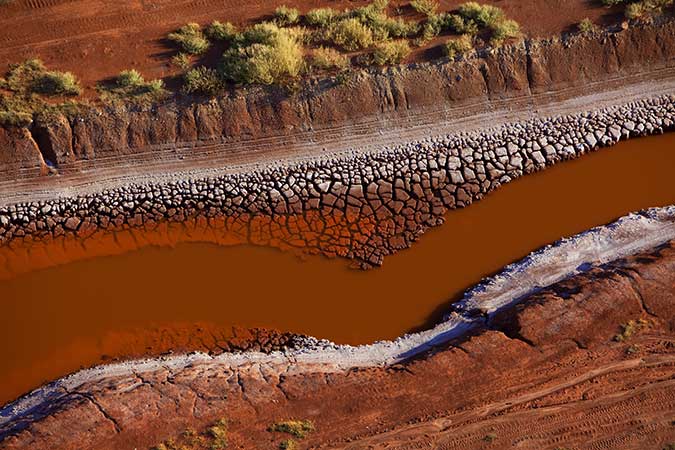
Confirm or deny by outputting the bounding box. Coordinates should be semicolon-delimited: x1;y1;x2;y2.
0;133;674;405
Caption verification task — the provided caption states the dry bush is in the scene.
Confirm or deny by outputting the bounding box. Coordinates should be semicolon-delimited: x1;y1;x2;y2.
274;5;300;26
182;67;224;95
410;0;439;16
206;20;237;41
306;7;340;27
490;18;520;45
330;17;375;50
578;17;598;32
311;47;350;70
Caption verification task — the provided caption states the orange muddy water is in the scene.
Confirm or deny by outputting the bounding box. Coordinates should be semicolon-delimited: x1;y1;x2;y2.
1;133;674;405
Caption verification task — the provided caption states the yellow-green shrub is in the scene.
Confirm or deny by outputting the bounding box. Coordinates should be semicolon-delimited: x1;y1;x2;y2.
306;7;340;27
274;5;300;26
183;67;224;95
372;40;411;65
206;21;237;41
168;23;210;55
330;17;375;50
311;47;350;70
410;0;439;16
444;34;473;58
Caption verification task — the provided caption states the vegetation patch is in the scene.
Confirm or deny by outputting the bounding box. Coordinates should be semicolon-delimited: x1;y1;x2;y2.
168;23;210;55
99;69;166;104
330;17;375;51
274;5;300;26
183;67;225;95
614;318;649;342
152;418;227;450
444;34;473;58
0;59;83;127
372;40;411;65
306;7;340;27
578;18;598;33
311;47;350;70
206;21;237;42
268;419;315;438
601;0;674;20
410;0;439;17
279;439;297;450
220;23;304;85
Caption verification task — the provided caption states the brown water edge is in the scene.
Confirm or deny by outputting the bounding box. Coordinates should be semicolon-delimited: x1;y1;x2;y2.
0;133;674;405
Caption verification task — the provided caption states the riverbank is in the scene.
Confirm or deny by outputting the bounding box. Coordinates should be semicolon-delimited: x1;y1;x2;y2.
1;205;674;449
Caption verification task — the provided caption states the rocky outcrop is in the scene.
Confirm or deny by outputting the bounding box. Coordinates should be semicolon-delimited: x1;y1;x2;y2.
1;209;674;450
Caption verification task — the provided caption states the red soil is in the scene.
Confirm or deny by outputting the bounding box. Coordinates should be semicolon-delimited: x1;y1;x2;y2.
0;0;621;96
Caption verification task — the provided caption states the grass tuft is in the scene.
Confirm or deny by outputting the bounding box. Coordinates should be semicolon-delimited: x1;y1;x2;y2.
99;69;166;103
578;18;598;33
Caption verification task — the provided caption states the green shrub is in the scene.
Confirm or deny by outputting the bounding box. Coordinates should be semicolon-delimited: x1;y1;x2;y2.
330;17;374;51
382;17;419;37
274;5;300;26
235;22;283;46
31;71;81;96
311;47;350;70
490;18;520;45
372;39;411;65
444;34;473;58
446;13;479;35
221;26;304;84
0;95;33;127
100;69;166;102
306;7;340;27
578;17;598;32
3;59;81;96
268;420;315;438
172;52;192;69
206;20;237;41
168;23;210;55
182;67;224;95
410;0;439;16
457;2;505;27
352;0;389;25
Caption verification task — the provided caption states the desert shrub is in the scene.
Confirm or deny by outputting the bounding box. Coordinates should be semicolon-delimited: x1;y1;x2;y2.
274;5;300;26
280;439;297;450
4;59;81;96
311;47;350;70
490;18;520;45
446;13;479;34
372;39;411;65
625;2;647;18
410;0;439;16
234;22;283;46
614;319;649;342
208;418;228;450
306;7;340;27
100;69;166;102
457;2;505;27
268;420;315;438
221;26;304;84
483;433;497;442
31;71;81;96
182;67;224;95
578;17;598;32
171;52;192;69
330;17;374;50
0;95;33;127
168;23;210;55
601;0;628;5
206;20;237;41
382;17;420;37
444;34;473;58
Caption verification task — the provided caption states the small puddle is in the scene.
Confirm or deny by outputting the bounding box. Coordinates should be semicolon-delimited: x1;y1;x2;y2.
0;133;674;405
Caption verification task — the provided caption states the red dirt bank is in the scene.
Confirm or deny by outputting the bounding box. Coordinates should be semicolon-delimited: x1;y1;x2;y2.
2;240;674;450
0;0;621;96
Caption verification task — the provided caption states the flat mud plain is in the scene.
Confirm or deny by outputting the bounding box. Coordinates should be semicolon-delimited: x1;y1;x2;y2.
0;132;674;407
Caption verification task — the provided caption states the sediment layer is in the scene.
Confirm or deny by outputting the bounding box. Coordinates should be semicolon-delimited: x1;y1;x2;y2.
1;95;673;267
1;206;674;449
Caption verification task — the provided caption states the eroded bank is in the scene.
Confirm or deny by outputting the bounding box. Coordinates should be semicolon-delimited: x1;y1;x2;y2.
0;132;674;406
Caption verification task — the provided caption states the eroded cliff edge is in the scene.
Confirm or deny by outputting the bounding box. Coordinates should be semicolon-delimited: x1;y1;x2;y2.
1;19;674;180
